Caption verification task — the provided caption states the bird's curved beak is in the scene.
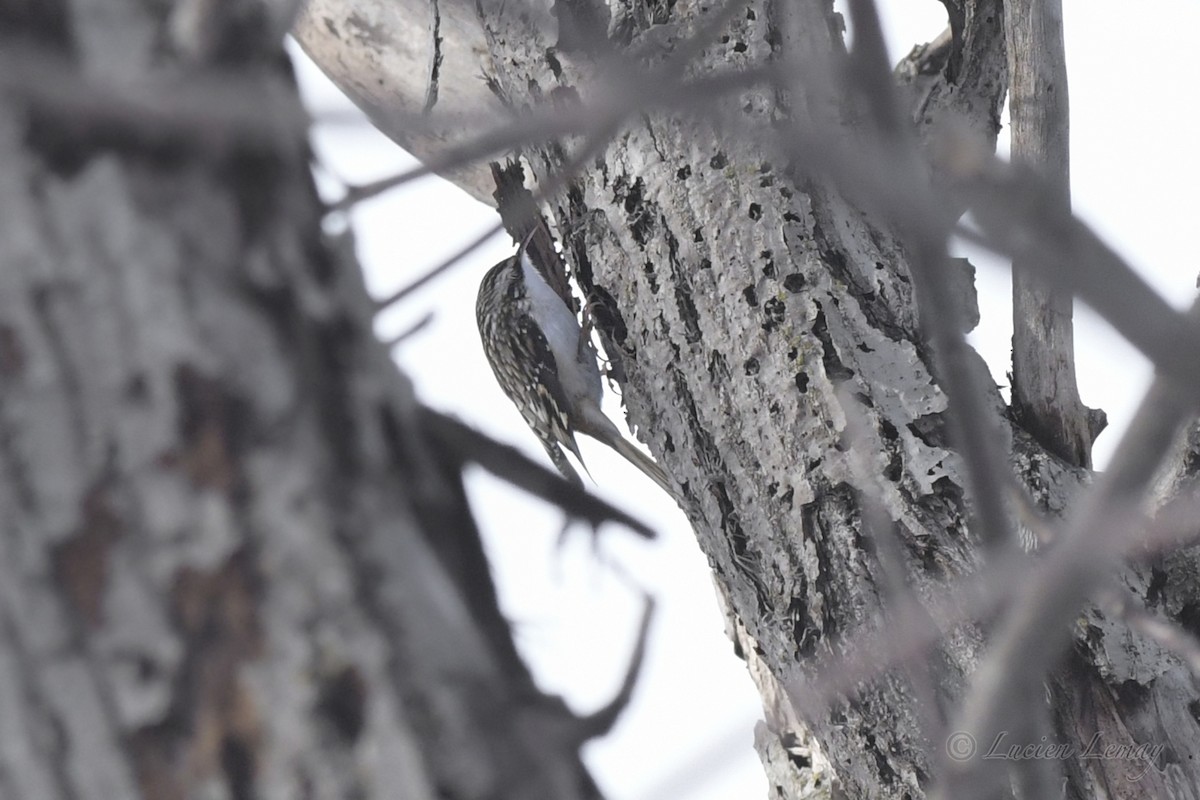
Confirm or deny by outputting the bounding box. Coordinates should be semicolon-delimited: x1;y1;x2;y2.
516;223;538;261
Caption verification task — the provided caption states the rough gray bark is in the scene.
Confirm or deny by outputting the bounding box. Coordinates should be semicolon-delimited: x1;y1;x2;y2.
297;0;1200;797
0;3;622;798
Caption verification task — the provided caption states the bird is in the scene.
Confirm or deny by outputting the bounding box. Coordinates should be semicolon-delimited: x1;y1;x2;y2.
476;233;673;495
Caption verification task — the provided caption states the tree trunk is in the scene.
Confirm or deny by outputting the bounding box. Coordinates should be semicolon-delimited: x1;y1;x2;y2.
0;3;609;798
296;0;1200;797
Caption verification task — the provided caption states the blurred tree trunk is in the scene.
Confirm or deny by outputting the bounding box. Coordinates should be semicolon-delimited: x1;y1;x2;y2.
293;0;1200;798
0;2;607;799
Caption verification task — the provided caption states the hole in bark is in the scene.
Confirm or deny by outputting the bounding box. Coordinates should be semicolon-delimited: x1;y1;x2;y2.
762;297;785;332
742;286;759;307
783;273;806;293
760;250;775;277
709;152;728;169
795;373;809;393
748;203;762;220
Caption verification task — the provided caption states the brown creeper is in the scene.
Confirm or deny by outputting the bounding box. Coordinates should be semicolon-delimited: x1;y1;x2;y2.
476;238;672;494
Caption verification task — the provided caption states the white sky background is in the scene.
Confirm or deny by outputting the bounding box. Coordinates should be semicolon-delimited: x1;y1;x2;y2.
294;2;1200;797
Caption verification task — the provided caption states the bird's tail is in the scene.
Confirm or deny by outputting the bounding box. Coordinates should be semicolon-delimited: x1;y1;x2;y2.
610;436;674;495
541;437;585;486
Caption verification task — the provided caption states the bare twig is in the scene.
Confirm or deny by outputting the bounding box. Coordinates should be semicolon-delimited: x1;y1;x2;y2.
951;170;1200;392
573;592;657;741
419;408;656;539
329;65;775;213
0;45;308;156
1005;0;1094;468
383;312;436;347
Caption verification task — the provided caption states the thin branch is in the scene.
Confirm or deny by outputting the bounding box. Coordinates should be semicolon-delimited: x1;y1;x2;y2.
375;219;507;308
329;65;776;213
383;312;436;347
572;592;657;742
0;45;308;157
1005;0;1093;468
419;408;656;539
951;167;1200;392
